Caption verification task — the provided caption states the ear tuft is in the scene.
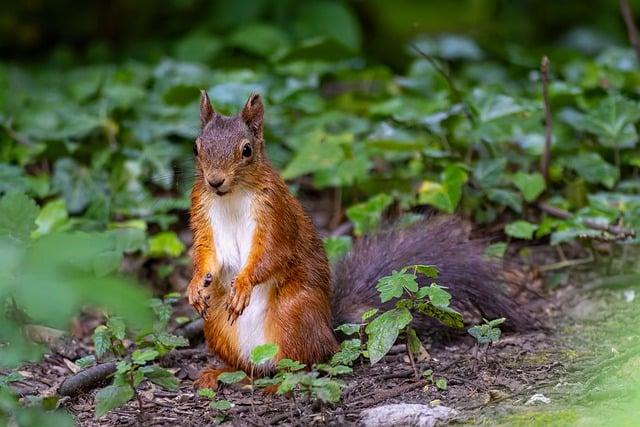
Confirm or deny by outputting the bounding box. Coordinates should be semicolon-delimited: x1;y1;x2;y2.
200;90;215;128
241;92;264;137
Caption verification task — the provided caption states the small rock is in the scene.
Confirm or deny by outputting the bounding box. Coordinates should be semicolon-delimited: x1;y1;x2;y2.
360;403;458;427
525;393;551;405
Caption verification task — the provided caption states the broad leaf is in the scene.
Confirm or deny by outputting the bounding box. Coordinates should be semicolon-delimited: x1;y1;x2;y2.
365;308;413;364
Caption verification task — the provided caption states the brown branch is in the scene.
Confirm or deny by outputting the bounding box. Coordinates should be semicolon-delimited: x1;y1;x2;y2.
620;0;640;63
539;56;553;183
58;362;117;396
537;202;635;240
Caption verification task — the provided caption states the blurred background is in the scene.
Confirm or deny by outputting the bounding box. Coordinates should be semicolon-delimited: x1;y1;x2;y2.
1;0;638;66
2;1;640;425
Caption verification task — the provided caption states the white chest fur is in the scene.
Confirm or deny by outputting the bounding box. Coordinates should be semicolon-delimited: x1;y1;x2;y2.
208;190;271;360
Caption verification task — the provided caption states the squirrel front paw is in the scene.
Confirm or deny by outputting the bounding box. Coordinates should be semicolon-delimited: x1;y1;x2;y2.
225;277;251;324
187;272;213;318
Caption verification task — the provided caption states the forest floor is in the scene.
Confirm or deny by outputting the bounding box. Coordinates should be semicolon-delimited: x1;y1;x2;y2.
11;245;630;426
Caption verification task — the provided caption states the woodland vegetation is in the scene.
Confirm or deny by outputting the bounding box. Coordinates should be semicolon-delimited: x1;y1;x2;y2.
1;1;640;425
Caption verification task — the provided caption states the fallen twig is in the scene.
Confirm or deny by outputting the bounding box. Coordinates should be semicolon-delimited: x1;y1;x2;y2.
58;362;116;396
537;202;635;240
539;56;553;184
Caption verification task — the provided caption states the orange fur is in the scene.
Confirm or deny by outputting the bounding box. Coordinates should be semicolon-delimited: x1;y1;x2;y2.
188;92;339;385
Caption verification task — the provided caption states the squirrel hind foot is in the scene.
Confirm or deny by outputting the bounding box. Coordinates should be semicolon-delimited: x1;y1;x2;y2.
194;366;247;390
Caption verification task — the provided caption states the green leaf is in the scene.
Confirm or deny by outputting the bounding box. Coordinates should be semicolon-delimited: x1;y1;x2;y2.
131;349;159;365
484;242;507;258
147;231;185;258
33;199;68;238
376;270;418;303
0;191;39;244
250;343;279;366
417;284;452;307
362;308;379;322
335;323;361;336
75;355;96;369
228;23;290;58
323;235;352;264
418;165;468;214
140;365;179;390
95;384;134;418
331;338;362;366
513;172;546;202
92;325;112;359
414;265;439;278
297;1;361;51
346;194;393;236
211;399;233;411
277;359;306;372
573;94;640;148
567;153;619;189
365;308;413;364
435;378;448;390
505;220;538;240
107;317;126;341
198;388;216;399
217;371;247;384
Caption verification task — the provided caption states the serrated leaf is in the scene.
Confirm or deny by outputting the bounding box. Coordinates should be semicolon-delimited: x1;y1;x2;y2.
505;220;538;240
217;371;247;384
362;308;379;322
365;308;413;364
346;194;393;236
95;384;134;418
131;349;159;365
211;399;233;411
335;323;361;336
376;270;418;303
414;265;439;278
277;359;306;371
107;317;126;341
140;365;179;390
92;325;112;359
331;338;362;366
75;355;97;369
0;191;39;244
198;388;216;399
250;343;279;365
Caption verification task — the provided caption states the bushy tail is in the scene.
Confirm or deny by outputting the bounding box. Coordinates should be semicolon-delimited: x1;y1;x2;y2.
331;216;535;332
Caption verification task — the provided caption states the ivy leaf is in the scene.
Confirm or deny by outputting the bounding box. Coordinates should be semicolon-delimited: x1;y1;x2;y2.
33;198;68;238
95;384;134;419
376;270;418;303
365;308;413;364
505;220;538;240
147;231;185;258
513;172;546;202
418;165;468;214
250;343;279;365
576;94;640;148
0;191;39;244
323;235;352;264
217;371;247;384
346;194;393;236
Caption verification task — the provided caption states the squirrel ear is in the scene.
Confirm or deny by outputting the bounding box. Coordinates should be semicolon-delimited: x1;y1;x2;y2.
241;92;264;137
199;89;215;128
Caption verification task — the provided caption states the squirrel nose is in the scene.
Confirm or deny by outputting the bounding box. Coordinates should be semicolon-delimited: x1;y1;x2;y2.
207;178;225;189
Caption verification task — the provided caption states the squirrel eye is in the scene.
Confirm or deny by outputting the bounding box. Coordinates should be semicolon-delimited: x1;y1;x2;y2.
193;144;198;156
242;143;252;158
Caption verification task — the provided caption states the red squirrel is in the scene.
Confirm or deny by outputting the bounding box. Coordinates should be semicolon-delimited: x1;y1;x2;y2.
187;91;530;389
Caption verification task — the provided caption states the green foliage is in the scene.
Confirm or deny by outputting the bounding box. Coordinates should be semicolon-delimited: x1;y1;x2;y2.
366;265;462;365
250;343;279;366
468;317;506;345
91;294;186;418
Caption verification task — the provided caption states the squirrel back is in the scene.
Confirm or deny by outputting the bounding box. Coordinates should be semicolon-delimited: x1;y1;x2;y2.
188;92;533;384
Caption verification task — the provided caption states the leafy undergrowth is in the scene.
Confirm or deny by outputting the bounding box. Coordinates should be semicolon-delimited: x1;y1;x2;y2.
2;9;640;425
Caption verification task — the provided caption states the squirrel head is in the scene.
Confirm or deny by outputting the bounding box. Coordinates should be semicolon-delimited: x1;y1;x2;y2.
194;91;265;196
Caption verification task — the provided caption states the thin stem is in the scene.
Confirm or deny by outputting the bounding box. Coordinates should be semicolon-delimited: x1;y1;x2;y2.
540;56;553;185
620;0;640;63
405;337;419;379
